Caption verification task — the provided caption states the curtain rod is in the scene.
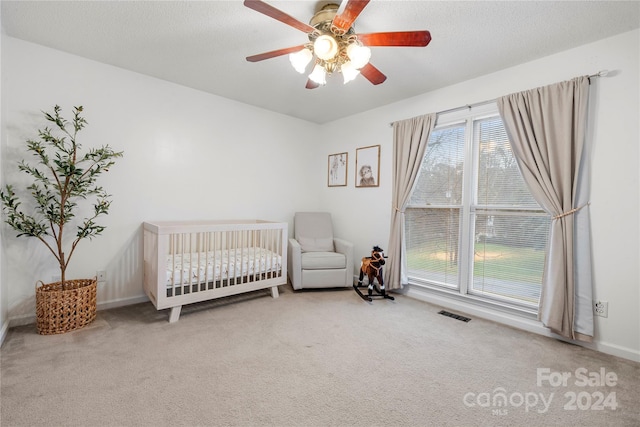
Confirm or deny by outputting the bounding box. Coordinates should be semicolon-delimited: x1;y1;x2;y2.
389;70;609;127
589;70;609;79
388;99;495;127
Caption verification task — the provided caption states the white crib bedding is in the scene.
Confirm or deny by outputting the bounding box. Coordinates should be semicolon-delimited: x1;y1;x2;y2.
166;247;282;287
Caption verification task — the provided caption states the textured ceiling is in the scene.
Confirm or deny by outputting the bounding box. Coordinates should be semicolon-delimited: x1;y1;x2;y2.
2;1;639;124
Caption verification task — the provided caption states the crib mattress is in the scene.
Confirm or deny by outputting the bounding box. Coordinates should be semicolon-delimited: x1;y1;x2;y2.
166;247;282;287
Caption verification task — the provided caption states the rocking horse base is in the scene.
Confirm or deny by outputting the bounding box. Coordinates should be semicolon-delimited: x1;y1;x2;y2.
353;283;395;302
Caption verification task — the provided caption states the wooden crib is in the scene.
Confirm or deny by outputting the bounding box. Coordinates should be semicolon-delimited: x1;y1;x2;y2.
143;220;288;322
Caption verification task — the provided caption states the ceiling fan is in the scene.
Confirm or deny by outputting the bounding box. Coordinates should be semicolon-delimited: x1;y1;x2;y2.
244;0;432;88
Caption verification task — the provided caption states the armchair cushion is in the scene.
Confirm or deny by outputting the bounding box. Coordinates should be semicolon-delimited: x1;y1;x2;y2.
301;251;346;270
298;236;335;252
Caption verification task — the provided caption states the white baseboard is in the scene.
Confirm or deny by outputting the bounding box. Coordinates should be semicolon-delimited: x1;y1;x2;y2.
7;313;36;327
405;285;640;363
97;294;149;311
0;320;9;347
580;340;640;363
6;294;150;330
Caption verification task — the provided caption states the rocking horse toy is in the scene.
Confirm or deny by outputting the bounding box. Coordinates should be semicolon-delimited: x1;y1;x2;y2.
354;245;395;302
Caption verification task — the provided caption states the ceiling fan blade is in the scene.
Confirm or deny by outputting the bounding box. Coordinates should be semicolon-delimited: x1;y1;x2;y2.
244;0;316;34
358;31;432;47
305;79;320;89
246;45;306;62
332;0;370;33
359;63;387;85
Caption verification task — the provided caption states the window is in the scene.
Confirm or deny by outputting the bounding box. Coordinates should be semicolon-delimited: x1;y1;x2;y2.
405;104;550;311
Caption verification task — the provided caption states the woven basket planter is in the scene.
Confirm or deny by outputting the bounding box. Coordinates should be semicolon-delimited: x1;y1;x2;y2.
35;278;97;335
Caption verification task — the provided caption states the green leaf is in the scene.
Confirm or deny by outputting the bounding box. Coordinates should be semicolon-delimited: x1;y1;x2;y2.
0;105;123;276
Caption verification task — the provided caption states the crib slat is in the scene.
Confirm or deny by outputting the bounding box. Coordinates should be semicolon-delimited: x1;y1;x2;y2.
252;229;258;282
267;229;273;279
235;230;240;285
213;231;219;288
203;232;209;287
225;230;231;287
171;234;177;296
240;229;246;284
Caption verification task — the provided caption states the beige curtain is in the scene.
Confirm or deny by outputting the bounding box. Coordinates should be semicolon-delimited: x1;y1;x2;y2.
384;113;436;289
497;76;592;341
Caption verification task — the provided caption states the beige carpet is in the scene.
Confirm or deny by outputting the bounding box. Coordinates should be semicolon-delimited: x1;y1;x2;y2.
1;285;639;426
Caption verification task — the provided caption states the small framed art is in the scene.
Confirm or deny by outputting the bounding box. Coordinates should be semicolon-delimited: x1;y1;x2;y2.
355;145;380;187
328;152;348;187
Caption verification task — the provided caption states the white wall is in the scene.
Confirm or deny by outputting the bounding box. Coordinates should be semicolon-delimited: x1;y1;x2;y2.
2;29;638;362
0;11;7;342
1;36;322;322
319;30;640;361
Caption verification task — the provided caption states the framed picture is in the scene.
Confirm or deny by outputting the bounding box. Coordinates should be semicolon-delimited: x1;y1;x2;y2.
355;145;380;187
328;152;348;187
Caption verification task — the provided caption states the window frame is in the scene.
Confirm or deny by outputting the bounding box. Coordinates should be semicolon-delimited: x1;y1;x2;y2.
404;102;550;314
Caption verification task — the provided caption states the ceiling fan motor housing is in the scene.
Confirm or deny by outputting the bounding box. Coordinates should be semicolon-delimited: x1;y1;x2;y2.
310;3;341;28
307;3;358;72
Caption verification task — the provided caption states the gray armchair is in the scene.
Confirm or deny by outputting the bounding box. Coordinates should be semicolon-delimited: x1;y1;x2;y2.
288;212;354;290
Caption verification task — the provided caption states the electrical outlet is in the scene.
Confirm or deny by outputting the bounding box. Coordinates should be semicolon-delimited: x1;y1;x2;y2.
594;300;608;318
97;271;106;282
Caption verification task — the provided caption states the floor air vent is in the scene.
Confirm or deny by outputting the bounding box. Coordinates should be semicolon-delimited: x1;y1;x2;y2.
438;310;471;322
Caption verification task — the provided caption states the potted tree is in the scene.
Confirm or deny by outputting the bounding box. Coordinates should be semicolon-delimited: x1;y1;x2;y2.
0;105;123;334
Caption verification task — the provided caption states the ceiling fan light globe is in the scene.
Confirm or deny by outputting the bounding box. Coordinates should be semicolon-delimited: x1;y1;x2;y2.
289;48;313;73
347;44;371;69
314;35;339;60
341;61;360;84
309;63;327;85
